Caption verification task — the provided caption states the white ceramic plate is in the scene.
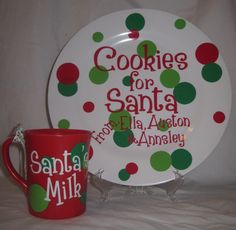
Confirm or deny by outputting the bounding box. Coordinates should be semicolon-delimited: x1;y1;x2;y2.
48;9;231;186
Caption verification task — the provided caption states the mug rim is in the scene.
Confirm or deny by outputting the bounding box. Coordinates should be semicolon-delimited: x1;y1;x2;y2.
24;128;92;136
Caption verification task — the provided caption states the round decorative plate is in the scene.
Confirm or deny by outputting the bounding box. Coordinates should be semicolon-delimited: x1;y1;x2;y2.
48;9;231;186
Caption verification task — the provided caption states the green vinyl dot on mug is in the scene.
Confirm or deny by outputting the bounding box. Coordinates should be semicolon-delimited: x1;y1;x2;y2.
28;184;49;212
80;192;87;204
201;63;222;82
171;149;192;170
150;151;171;171
119;168;130;181
71;143;88;168
89;66;109;85
160;69;180;88
41;157;53;170
173;82;196;104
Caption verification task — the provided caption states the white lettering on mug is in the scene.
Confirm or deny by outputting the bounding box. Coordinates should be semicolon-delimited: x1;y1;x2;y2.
30;150;42;174
29;150;84;176
44;172;82;206
29;149;87;206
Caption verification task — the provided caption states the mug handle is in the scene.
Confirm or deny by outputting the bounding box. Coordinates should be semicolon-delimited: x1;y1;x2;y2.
2;137;28;193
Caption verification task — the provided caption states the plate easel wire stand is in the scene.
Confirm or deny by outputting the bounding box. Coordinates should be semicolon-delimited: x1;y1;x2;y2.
89;169;184;202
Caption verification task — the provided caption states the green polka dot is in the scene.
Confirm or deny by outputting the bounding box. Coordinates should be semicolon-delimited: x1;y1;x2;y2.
173;82;196;104
58;82;78;96
119;169;130;181
71;143;88;168
58;119;70;129
150;151;171;171
171;149;192;170
160;69;180;88
89;66;109;84
109;110;132;131
137;40;157;58
175;18;186;29
201;63;222;82
28;184;49;212
123;75;131;86
80;192;87;204
41;157;53;169
113;129;134;147
158;120;169;132
125;13;145;31
92;32;103;42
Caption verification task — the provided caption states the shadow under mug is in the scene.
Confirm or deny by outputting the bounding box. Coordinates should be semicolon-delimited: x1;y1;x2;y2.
2;128;92;219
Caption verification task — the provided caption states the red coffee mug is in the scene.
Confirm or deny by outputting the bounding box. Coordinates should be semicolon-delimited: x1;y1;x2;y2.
2;128;92;219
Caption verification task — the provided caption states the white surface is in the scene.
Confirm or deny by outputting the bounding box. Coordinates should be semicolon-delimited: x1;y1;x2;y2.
0;177;236;230
0;1;236;229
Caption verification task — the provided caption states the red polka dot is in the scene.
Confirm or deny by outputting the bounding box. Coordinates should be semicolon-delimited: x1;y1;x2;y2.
125;162;138;175
213;111;225;124
83;101;95;113
88;146;93;160
57;63;79;84
195;43;219;64
128;30;139;40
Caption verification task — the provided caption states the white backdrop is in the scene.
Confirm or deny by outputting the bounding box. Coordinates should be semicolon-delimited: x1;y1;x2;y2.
0;0;236;185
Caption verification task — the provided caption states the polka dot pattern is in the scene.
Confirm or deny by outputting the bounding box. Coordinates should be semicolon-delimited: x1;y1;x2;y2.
213;111;225;124
202;63;222;83
195;43;219;64
125;13;145;40
109;110;134;148
88;146;94;160
125;13;145;31
128;30;139;40
173;82;196;104
150;149;193;172
171;149;192;170
109;110;132;132
28;184;49;212
195;42;226;125
123;75;131;86
150;151;172;172
70;143;88;169
125;162;138;175
92;32;104;42
57;63;79;97
160;69;180;88
113;129;134;147
58;82;78;97
89;66;109;85
158;120;169;132
48;10;231;186
119;168;130;181
79;192;87;204
83;101;95;113
137;40;157;58
175;18;186;29
119;162;138;181
58;119;70;129
57;63;79;84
